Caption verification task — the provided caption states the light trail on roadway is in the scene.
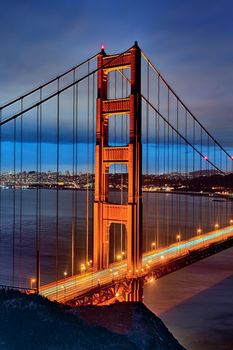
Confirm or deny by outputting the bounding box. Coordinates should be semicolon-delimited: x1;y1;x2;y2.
39;225;233;302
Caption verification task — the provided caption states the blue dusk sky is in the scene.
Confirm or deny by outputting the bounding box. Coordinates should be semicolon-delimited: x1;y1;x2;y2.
0;0;233;172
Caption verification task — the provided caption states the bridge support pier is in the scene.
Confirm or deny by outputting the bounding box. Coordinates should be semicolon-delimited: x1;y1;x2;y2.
126;278;144;302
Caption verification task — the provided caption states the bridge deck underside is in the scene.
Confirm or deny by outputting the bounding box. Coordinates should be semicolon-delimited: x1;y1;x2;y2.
39;225;233;303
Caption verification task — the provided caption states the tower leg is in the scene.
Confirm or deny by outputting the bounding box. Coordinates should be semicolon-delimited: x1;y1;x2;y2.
126;278;144;302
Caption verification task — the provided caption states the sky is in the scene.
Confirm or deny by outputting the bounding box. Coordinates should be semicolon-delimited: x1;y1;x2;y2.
0;0;233;172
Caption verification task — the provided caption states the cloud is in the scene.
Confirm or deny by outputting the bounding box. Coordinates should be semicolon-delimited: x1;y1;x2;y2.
0;0;232;151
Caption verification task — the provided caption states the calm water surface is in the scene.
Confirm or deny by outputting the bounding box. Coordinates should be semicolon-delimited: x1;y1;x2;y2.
0;189;232;287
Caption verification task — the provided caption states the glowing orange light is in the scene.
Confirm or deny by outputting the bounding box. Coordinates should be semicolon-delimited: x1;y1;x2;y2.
30;278;36;289
115;292;119;297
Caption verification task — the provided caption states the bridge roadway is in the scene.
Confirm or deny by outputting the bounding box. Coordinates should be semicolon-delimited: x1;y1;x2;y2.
39;225;233;303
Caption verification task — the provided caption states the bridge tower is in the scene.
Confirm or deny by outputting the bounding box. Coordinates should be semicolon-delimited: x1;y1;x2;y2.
93;42;142;280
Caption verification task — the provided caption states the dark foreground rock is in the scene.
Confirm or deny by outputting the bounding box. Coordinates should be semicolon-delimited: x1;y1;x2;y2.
0;289;186;350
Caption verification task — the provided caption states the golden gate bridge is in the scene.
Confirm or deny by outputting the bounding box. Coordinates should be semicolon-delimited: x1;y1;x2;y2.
0;42;232;305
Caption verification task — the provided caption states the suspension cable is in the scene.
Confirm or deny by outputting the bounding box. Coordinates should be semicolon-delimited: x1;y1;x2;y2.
141;51;233;161
0;54;98;110
0;46;135;127
141;95;225;174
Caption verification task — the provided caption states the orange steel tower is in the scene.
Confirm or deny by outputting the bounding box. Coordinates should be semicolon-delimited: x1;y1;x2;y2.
93;42;142;276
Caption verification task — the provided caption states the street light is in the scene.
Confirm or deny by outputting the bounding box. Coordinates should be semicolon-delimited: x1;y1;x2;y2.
230;219;233;225
215;223;219;229
176;234;181;242
30;278;36;289
151;242;156;249
87;260;93;267
64;271;67;280
197;228;202;235
81;264;86;273
61;285;66;302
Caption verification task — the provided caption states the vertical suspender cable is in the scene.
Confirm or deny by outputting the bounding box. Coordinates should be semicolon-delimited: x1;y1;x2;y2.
75;81;79;275
153;102;157;249
56;78;60;293
19;99;23;287
163;117;166;245
38;88;42;291
12;112;16;286
146;60;149;252
36;102;40;291
185;109;188;239
72;69;75;276
171;121;174;246
199;127;203;232
176;100;179;237
86;61;90;266
157;75;160;248
192;119;195;230
166;89;170;245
